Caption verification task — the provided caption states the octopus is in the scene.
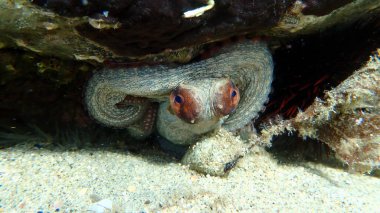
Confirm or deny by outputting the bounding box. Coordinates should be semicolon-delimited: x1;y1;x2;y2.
85;41;273;145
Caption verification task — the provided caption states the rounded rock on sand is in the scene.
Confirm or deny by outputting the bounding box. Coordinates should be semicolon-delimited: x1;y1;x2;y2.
182;128;249;176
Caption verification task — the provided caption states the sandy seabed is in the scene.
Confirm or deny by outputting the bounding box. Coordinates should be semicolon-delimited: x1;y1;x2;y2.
0;142;379;212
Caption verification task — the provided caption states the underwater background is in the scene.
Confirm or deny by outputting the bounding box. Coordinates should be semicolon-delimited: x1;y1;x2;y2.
1;0;379;211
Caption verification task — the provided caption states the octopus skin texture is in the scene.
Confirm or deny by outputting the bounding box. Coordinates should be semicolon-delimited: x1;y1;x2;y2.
85;41;273;145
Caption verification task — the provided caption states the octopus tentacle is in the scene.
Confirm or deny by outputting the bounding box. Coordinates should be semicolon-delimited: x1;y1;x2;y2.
125;102;158;139
142;103;158;133
85;85;148;128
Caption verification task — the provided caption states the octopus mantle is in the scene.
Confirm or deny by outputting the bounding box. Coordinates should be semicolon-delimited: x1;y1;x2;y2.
85;41;273;145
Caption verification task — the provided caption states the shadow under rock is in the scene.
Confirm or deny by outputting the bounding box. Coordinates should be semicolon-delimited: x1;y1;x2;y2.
0;123;180;166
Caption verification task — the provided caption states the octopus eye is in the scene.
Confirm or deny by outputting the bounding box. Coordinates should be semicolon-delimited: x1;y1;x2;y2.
174;95;183;104
170;88;200;124
214;80;240;116
231;90;237;98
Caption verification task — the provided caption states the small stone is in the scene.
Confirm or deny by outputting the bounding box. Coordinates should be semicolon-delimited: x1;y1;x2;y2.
190;175;198;182
53;200;63;210
88;199;113;213
78;188;88;196
18;201;26;209
89;194;101;202
42;22;58;30
127;185;136;193
97;199;113;209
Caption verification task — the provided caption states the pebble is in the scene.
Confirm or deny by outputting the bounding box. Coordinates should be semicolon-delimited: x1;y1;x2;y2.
88;199;113;213
127;185;137;193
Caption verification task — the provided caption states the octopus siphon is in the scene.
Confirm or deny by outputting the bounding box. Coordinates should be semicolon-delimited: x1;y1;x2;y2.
85;41;273;145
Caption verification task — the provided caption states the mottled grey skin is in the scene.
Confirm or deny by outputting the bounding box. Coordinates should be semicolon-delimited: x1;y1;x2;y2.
157;79;233;144
85;41;273;144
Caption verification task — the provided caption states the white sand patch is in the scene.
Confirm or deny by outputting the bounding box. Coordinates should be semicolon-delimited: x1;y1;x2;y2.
0;143;379;212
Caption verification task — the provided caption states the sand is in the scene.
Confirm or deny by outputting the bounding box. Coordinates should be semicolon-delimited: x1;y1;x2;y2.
0;142;379;212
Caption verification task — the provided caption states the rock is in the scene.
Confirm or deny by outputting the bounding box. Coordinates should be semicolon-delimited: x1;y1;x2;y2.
87;198;113;213
0;0;379;62
292;52;380;173
182;128;249;176
261;51;380;174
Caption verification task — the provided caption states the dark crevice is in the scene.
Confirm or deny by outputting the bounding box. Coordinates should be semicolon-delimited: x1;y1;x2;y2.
257;15;380;123
258;15;380;164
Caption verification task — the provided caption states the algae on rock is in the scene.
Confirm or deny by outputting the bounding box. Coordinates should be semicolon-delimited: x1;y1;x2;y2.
294;52;380;173
261;51;380;174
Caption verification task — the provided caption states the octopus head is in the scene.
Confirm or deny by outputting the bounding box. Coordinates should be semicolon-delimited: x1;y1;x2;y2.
169;78;240;124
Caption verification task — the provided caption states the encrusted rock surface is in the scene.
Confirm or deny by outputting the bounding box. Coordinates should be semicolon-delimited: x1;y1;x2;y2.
182;128;249;176
1;0;379;62
294;53;380;173
261;52;380;174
